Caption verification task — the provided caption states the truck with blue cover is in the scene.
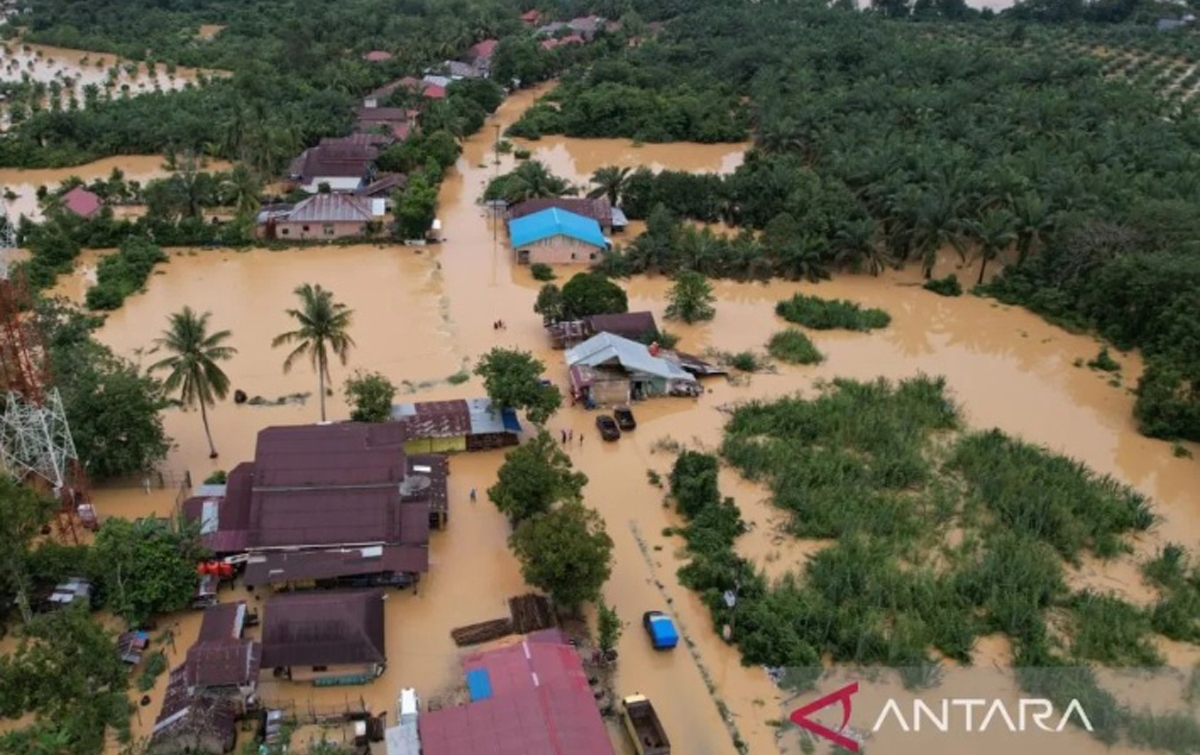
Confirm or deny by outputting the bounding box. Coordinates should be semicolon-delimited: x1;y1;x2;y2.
642;610;678;650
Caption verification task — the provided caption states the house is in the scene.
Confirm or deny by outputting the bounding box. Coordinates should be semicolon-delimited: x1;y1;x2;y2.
520;9;541;24
396;76;447;100
420;631;615;755
508;196;627;233
363;79;405;109
465;39;498;76
61;186;101;218
508;207;609;265
242;545;427;590
258;194;382;240
567;15;601;40
364;50;393;62
547;311;659;349
566;332;700;405
356;173;407;206
443;60;481;79
1157;15;1195;30
261;589;387;684
150;603;260;755
288;141;378;193
541;34;584;50
390;397;521;454
182;423;445;583
356;106;415;142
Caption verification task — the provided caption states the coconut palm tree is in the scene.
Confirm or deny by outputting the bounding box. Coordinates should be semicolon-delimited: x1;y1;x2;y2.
587;165;631;206
150;307;237;459
272;284;356;422
220;164;262;221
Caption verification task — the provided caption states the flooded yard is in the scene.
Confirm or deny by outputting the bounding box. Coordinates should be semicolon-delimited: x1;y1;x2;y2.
39;85;1200;755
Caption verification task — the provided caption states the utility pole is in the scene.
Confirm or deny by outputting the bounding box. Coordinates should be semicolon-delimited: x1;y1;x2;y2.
491;123;501;285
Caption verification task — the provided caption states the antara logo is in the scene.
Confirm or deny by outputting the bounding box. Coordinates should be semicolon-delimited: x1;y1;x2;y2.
790;682;1095;753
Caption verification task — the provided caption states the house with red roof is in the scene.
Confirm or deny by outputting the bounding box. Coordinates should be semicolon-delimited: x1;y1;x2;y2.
419;631;615;755
61;186;101;218
364;50;393;62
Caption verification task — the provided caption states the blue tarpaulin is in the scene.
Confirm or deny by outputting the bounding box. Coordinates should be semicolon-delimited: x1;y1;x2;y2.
465;668;493;701
500;407;521;433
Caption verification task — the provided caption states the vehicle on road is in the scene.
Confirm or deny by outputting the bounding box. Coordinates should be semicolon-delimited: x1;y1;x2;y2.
621;694;670;755
596;414;621;441
614;405;637;431
643;610;679;650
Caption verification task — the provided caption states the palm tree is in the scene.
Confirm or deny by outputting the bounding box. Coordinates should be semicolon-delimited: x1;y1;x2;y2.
498;161;576;203
587;165;631;206
272;284;356;422
966;208;1017;285
221;164;262;221
150;307;237;459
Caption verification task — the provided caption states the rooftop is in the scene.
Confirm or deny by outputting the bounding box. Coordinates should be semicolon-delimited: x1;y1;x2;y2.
289;142;377;181
243;544;429;587
152;665;238;747
285;194;375;223
508;197;613;225
196;602;246;643
566;332;696;383
585;312;658;340
391;398;521;438
261;589;386;668
468;39;499;60
364;50;393;62
508;208;607;249
61;186;101;218
420;633;614;755
185;640;261;689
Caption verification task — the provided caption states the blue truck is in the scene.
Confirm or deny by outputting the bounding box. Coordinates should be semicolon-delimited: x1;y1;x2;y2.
643;611;679;650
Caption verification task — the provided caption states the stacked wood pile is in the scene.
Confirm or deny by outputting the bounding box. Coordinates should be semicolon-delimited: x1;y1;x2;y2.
450;618;513;646
509;593;555;634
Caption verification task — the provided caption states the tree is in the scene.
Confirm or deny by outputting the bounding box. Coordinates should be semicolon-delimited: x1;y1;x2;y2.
91;518;202;627
488;430;587;523
272;283;356;422
534;283;565;325
220;164;261;221
967;209;1017;285
509;501;614;613
588;165;632;206
149;307;236;459
560;272;628;319
665;270;716;323
474;348;562;425
483;161;576;203
0;475;54;624
597;597;622;655
344;369;396;423
393;172;439;240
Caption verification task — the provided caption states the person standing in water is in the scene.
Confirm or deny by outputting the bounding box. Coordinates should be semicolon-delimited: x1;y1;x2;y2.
469;487;476;502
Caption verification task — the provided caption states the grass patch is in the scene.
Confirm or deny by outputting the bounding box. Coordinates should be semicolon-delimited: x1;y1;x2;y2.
766;330;823;365
775;293;891;331
1066;591;1162;665
923;274;963;297
1088;347;1121;372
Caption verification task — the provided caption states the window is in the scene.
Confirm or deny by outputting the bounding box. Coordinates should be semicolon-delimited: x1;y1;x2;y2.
281;228;289;236
312;666;328;672
323;224;335;236
302;225;310;232
570;253;576;260
589;252;596;260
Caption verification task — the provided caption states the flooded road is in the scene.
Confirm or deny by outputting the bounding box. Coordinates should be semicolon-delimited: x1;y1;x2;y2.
0;154;232;222
42;84;1200;755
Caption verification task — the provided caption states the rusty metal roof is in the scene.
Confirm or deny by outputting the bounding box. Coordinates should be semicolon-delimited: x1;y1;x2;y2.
585;312;657;340
197;602;245;643
185;640;261;689
243;544;429;587
261;589;386;668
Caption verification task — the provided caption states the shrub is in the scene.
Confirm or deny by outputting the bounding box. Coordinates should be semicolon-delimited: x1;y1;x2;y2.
729;351;761;372
1087;347;1120;372
530;262;555;281
514;148;532;159
447;370;470;385
775;294;891;331
85;236;168;311
202;470;227;485
923;274;963;297
767;330;823;365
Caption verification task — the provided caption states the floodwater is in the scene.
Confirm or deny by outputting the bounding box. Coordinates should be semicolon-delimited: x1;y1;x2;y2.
0;154;233;222
31;83;1200;755
0;42;219;128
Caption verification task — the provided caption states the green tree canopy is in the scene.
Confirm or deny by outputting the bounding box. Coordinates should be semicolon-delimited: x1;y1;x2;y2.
665;270;716;323
344;369;397;423
533;283;565;325
272;283;356;422
488;430;587;524
474;347;562;425
0;475;54;625
91;518;203;627
483;161;576;204
509;500;614;613
560;272;629;320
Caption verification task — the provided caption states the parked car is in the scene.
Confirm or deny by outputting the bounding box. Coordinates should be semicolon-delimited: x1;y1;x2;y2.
643;611;679;650
596;415;621;441
614;405;637;431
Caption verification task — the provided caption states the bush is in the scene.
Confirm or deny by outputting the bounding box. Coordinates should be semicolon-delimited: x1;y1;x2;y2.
136;651;167;691
923;274;963;297
1087;347;1121;372
729;351;761;372
84;236;168;311
202;470;227;485
530;262;555;281
775;294;891;331
514;148;532;160
767;330;823;365
344;370;396;423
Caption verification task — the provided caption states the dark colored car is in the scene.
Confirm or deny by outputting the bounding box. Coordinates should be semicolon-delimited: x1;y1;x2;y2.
596;415;621;441
614;405;637;431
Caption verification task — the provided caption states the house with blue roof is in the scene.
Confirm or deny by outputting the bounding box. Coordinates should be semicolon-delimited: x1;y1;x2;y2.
506;207;609;266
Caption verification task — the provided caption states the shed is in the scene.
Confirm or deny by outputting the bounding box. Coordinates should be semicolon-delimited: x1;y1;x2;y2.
566;332;699;405
391;398;520;454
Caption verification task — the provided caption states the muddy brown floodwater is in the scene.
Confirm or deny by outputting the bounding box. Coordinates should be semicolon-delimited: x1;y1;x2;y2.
36;83;1200;755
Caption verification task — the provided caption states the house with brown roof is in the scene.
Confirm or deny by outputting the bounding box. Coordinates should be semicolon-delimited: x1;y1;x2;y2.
288;141;378;193
508;196;627;233
61;186;102;218
258;194;382;240
520;9;541;24
547;311;660;348
182;423;445;586
389;397;521;454
261;589;387;684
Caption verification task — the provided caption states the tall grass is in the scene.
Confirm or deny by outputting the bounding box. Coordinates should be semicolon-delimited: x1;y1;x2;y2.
766;330;824;364
775;293;891;331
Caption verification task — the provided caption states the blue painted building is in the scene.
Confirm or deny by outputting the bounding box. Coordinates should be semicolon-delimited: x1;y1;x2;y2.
507;207;609;266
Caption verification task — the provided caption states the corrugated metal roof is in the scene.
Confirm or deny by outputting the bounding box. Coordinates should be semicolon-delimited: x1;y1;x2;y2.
585;312;657;340
508;208;607;249
508;197;612;225
286;194;374;223
185;640;261;688
420;637;615;755
465;398;521;435
261;589;386;668
566;333;696;382
243;545;429;586
197;602;244;643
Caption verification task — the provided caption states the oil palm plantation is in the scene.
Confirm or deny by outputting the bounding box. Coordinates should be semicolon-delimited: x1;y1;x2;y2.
150;307;237;459
272;284;356;422
966;208;1017;285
